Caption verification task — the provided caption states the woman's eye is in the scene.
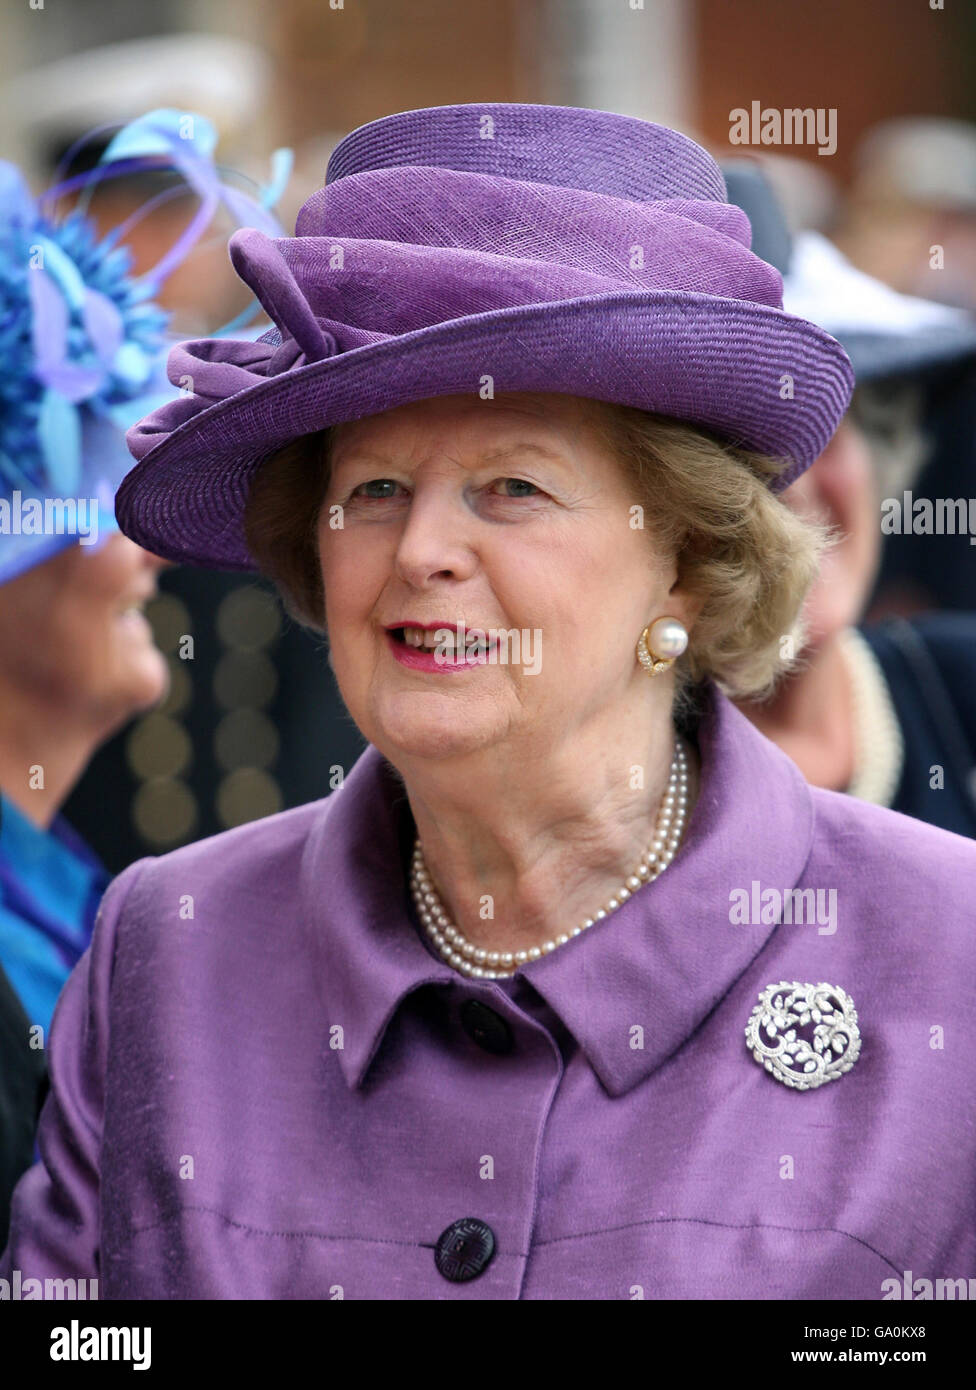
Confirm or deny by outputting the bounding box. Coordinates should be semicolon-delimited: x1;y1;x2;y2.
492;477;541;498
350;479;403;500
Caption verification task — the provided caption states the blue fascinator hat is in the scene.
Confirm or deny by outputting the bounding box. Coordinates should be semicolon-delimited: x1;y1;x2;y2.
0;107;291;585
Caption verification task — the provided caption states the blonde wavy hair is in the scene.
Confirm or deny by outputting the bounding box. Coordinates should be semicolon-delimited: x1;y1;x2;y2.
243;400;827;703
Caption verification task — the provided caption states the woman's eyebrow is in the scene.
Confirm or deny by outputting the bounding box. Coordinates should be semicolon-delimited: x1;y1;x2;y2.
331;450;391;466
333;441;568;469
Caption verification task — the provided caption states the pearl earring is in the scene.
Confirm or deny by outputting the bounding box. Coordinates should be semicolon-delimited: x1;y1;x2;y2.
637;616;688;675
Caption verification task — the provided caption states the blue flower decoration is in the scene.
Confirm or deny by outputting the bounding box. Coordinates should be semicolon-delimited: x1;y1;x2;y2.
0;108;292;584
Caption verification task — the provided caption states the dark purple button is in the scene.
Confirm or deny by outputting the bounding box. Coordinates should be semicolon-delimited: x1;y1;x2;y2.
434;1218;496;1282
460;999;513;1055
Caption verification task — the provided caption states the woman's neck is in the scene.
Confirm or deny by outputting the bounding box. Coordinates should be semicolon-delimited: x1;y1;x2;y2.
0;686;97;831
738;632;856;794
397;702;701;959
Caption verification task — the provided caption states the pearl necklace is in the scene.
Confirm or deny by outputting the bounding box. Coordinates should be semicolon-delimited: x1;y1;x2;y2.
837;626;904;808
410;738;689;979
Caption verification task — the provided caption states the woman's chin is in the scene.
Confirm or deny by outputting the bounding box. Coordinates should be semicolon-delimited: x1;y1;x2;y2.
109;650;170;721
368;696;501;762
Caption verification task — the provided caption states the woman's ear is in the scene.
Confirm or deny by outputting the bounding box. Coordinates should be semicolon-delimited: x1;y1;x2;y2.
665;545;706;636
666;583;705;637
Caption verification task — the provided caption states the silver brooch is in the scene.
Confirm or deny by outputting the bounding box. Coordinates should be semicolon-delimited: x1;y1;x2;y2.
745;981;861;1090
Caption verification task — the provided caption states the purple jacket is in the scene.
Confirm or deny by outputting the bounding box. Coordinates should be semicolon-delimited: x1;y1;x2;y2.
3;685;975;1299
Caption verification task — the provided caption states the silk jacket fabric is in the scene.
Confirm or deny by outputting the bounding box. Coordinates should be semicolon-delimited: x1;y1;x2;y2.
2;684;975;1300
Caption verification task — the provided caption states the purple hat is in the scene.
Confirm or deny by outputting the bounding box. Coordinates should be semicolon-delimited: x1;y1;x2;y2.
118;102;855;570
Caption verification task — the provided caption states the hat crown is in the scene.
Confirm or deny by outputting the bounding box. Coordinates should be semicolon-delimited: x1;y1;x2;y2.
324;101;727;205
275;105;774;348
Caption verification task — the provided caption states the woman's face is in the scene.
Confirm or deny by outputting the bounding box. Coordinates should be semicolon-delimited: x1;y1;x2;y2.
0;534;169;735
317;392;696;763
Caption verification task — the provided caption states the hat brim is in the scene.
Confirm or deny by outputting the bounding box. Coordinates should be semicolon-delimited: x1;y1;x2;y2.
117;290;854;570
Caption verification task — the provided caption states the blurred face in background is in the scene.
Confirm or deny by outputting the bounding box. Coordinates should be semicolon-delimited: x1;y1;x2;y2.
0;534;169;738
783;418;881;649
89;185;259;339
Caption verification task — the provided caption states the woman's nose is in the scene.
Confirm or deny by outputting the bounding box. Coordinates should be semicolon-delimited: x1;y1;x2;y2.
392;489;478;586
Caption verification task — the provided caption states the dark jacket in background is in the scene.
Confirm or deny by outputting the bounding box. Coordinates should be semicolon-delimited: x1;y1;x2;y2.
869;361;976;616
0;963;47;1251
861;612;976;838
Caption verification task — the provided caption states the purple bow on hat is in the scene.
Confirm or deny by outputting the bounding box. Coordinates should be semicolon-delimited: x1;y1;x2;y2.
119;103;855;571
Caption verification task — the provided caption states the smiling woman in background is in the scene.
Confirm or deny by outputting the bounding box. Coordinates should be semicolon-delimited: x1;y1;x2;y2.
0;128;174;1250
0;109;290;1247
4;103;976;1300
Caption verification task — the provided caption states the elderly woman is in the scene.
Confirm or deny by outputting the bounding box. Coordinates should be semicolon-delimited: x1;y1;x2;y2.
3;103;975;1301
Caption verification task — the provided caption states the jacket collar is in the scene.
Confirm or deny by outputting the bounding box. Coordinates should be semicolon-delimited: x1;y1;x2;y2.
301;684;815;1096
